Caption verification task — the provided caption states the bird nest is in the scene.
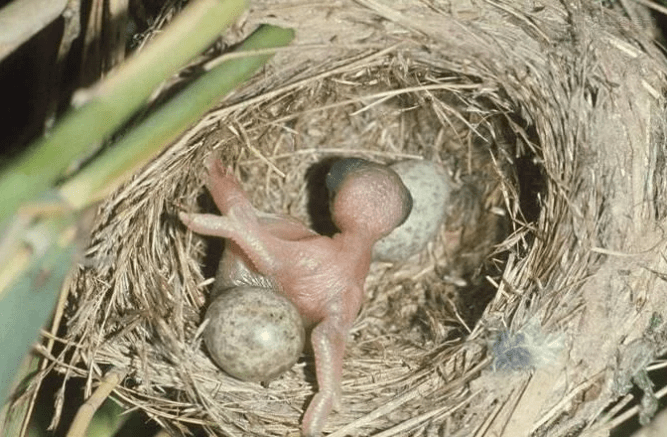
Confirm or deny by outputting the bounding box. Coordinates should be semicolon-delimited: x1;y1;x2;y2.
49;0;667;436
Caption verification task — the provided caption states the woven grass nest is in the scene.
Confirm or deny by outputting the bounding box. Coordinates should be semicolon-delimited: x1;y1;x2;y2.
51;0;667;436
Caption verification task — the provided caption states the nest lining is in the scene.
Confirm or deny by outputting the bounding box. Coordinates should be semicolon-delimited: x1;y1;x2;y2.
65;55;512;435
44;0;667;436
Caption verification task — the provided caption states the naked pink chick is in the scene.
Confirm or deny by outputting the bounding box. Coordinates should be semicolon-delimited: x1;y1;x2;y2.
180;157;412;436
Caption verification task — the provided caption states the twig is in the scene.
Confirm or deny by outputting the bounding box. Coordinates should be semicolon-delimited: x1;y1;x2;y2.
230;124;286;178
65;368;127;437
630;0;667;17
328;375;439;437
330;358;490;436
587;383;667;435
371;392;475;437
530;372;604;433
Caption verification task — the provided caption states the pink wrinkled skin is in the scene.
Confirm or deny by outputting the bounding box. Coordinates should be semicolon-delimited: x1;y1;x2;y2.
180;158;410;436
213;213;318;293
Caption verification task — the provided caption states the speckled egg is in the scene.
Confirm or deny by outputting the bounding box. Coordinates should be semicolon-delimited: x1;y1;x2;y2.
372;160;451;262
204;286;305;382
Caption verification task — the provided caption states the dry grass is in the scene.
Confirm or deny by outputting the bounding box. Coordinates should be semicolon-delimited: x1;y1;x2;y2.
33;0;667;436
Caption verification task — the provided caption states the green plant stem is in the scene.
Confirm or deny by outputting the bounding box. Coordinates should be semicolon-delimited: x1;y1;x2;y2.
0;0;248;224
60;24;295;207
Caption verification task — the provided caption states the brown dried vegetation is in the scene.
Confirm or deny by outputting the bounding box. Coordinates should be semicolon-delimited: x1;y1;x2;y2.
43;1;667;436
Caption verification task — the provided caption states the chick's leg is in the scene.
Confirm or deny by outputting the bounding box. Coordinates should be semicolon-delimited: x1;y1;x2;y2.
179;209;282;276
181;158;283;274
302;319;348;437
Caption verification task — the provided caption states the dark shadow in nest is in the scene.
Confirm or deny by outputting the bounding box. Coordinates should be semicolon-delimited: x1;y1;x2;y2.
452;121;546;332
304;155;343;236
515;155;547;224
446;179;509;334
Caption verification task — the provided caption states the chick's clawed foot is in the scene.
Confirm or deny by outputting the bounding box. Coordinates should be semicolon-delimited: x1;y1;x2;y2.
204;159;249;215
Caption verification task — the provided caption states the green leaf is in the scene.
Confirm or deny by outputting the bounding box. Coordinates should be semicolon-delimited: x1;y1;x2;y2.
0;225;74;403
60;24;296;207
0;0;249;224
